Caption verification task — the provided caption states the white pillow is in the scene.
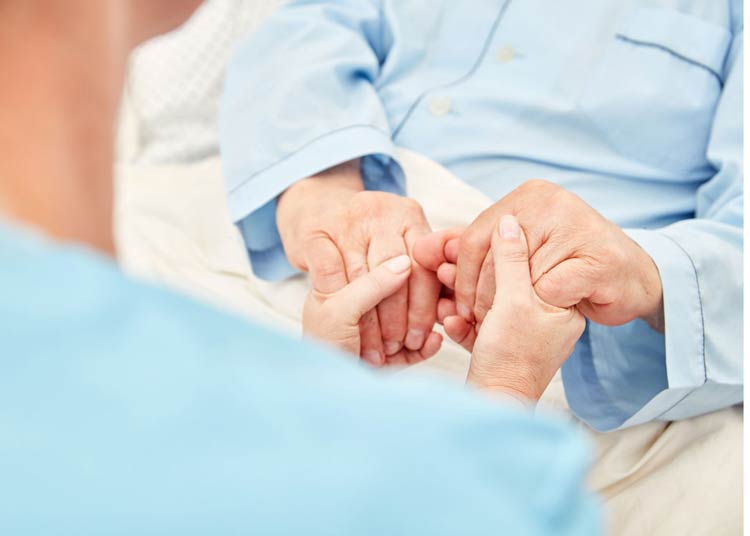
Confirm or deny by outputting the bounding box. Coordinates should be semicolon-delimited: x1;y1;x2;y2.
122;0;286;165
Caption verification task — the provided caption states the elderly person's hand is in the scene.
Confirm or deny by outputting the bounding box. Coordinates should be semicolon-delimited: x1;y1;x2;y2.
302;254;443;366
414;180;664;337
277;159;442;367
464;216;586;402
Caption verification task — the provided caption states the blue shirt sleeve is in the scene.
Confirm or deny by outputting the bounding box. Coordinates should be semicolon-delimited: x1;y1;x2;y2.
220;0;405;281
562;30;743;431
0;224;600;534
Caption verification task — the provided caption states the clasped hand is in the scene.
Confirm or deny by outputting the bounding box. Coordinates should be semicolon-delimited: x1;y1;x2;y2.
285;173;664;401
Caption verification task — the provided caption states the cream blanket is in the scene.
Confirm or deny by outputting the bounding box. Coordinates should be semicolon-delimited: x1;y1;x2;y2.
115;152;742;535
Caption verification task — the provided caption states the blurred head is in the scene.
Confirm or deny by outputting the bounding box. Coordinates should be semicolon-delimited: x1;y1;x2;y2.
0;0;202;49
128;0;206;47
0;0;203;252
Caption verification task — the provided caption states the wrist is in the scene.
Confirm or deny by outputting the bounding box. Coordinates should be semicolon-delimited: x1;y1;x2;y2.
633;246;665;333
466;363;543;402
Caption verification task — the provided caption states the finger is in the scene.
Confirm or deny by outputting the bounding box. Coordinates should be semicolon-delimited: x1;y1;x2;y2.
437;263;456;290
412;228;464;272
332;255;413;324
437;297;457;324
534;258;593;309
385;331;443;366
305;234;348;295
473;252;495;324
359;310;384;366
418;331;443;361
405;228;442;350
491;215;532;303
368;237;410;356
443;315;476;352
455;214;495;322
444;237;459;264
344;249;385;366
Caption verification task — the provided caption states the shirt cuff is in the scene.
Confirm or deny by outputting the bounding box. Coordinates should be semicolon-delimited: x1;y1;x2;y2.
228;125;405;281
627;228;706;390
561;228;706;431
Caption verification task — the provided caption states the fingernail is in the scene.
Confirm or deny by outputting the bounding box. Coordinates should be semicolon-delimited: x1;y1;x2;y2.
405;329;425;350
362;350;382;367
384;340;402;356
500;215;519;239
457;302;472;320
384;255;412;274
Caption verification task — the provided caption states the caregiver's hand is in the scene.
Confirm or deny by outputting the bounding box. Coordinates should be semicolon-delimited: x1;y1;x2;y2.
277;159;442;367
303;255;443;366
416;180;664;332
465;216;585;402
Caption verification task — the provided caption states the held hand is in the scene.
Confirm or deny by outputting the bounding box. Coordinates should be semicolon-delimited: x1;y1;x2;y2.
463;216;586;402
303;255;443;366
278;160;442;367
415;180;664;333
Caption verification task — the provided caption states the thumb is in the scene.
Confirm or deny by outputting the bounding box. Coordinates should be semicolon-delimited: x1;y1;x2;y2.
330;255;412;324
491;215;532;301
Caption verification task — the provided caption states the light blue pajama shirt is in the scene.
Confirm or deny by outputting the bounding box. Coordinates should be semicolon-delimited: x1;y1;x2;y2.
220;0;744;431
0;222;599;534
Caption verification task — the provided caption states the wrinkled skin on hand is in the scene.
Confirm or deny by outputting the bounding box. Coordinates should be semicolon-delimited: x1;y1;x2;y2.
465;215;586;401
302;254;443;366
414;180;664;338
278;160;442;367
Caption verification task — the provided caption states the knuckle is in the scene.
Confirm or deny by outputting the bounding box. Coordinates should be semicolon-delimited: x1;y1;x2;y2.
534;273;560;301
402;197;426;219
400;196;420;211
348;263;368;280
547;189;575;213
310;255;341;276
521;178;558;194
474;303;490;323
315;260;344;282
460;230;487;258
305;228;334;247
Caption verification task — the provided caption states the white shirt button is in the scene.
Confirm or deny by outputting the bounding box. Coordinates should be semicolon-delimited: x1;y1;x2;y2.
428;95;452;117
496;45;516;63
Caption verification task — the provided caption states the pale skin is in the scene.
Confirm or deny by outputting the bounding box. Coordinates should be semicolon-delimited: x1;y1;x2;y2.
0;0;202;253
304;214;585;402
412;180;665;349
277;160;443;366
280;163;665;375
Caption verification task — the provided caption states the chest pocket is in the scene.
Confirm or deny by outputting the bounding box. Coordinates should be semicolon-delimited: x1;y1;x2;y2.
579;7;731;175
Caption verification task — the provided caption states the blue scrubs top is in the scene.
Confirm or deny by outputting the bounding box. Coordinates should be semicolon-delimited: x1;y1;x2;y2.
0;223;599;535
220;0;744;432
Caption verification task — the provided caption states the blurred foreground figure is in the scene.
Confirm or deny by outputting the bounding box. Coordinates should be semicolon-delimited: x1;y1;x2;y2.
0;1;598;534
